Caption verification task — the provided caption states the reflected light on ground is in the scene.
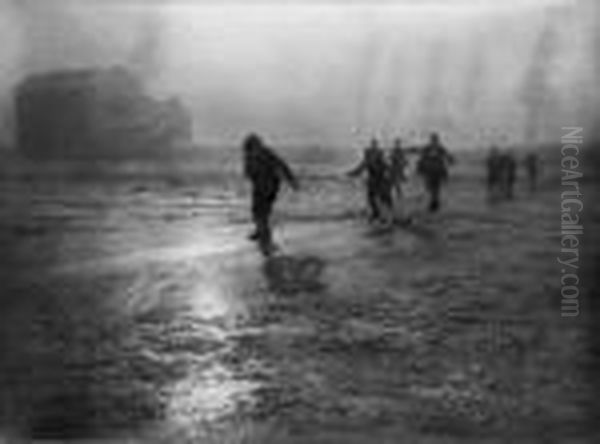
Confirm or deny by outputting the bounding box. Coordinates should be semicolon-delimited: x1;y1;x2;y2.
166;362;259;438
188;277;237;323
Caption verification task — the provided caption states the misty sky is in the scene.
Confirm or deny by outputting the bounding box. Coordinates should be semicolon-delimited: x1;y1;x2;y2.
0;0;597;149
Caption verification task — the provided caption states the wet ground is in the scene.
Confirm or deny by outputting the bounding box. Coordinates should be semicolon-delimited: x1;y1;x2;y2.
0;154;594;443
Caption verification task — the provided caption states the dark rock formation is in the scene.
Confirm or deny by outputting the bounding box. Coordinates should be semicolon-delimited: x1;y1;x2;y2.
15;67;193;159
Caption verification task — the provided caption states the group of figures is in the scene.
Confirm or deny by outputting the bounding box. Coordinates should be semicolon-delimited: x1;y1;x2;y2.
486;147;540;200
242;132;543;255
241;132;456;256
347;132;454;224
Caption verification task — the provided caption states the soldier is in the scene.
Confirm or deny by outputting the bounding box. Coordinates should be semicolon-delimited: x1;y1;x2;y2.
242;133;299;255
486;145;503;198
523;152;540;192
389;138;408;201
348;138;393;224
416;132;454;212
499;149;517;199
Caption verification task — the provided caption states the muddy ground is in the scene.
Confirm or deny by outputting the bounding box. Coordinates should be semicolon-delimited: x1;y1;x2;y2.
0;151;595;443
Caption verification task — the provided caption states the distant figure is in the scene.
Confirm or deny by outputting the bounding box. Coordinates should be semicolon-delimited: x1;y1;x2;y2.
523;152;540;192
498;149;517;199
389;138;408;201
348;138;393;224
416;132;454;212
486;145;503;199
242;133;299;255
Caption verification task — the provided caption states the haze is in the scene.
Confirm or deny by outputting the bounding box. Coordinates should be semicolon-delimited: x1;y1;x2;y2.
0;0;597;149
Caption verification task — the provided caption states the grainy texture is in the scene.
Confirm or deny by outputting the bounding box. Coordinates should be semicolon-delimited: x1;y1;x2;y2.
0;149;593;443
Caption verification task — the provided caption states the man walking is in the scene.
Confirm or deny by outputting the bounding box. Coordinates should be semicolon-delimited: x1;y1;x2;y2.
242;133;299;255
416;132;454;212
348;138;393;224
389;138;408;201
523;152;540;192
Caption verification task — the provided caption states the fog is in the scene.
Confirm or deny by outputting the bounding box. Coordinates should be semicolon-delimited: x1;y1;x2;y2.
0;0;597;149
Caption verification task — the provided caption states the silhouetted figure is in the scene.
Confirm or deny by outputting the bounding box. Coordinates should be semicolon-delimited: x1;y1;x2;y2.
523;152;540;192
499;150;517;199
486;146;503;199
416;132;454;212
389;138;408;201
348;138;392;224
242;133;299;255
